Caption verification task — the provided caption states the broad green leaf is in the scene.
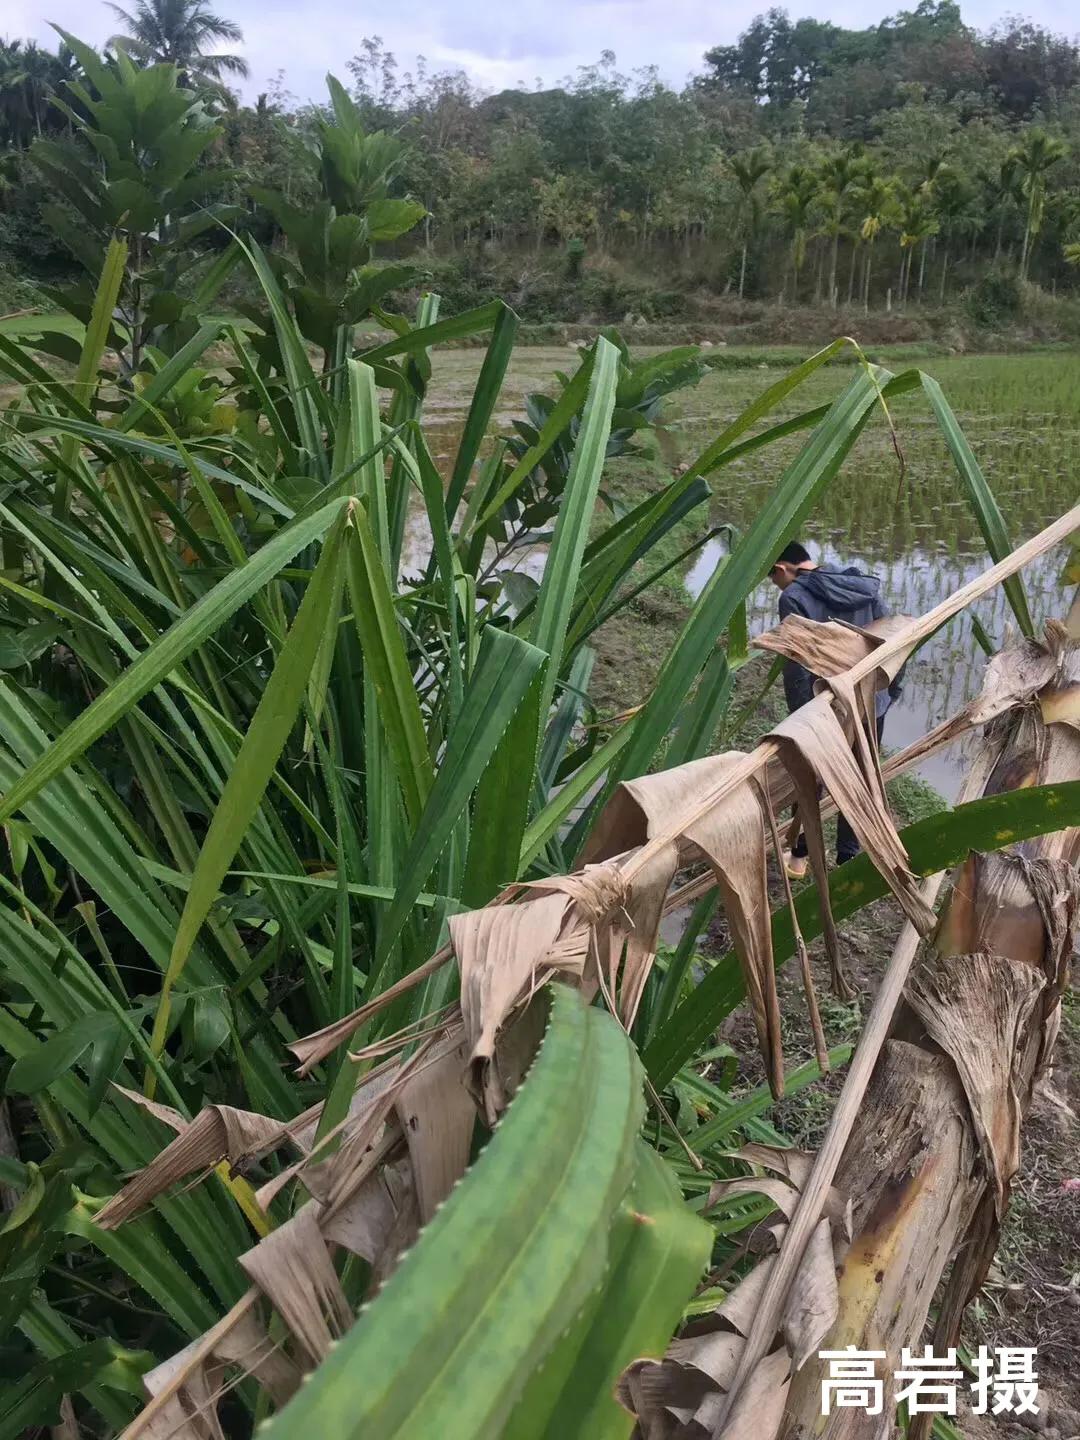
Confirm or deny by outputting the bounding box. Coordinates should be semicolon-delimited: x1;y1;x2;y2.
358;300;506;367
117;321;224;432
473;356;596;531
16;1294;139;1430
0;1164;45;1236
6;1013;118;1097
55;234;126;518
345;502;433;828
530;335;618;719
446;303;518;518
507;1143;709;1440
462;668;546;907
365;198;427;243
259;988;654;1440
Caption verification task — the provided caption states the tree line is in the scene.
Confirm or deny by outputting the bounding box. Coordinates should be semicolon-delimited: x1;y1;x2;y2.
2;0;1080;317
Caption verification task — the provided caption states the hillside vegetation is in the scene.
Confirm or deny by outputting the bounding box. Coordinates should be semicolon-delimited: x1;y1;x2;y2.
3;1;1080;339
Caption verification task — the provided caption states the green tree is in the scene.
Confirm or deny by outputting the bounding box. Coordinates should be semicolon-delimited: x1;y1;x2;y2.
818;147;863;308
31;32;235;374
853;173;896;310
107;0;248;89
773;162;818;300
895;188;937;303
933;171;979;300
1009;127;1067;281
731;146;771;299
250;75;425;367
0;39;73;148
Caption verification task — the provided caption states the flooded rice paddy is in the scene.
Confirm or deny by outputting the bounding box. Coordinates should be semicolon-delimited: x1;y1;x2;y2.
422;345;1080;800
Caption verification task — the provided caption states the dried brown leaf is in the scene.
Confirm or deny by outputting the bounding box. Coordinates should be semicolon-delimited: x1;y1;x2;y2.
754;616;880;677
110;1085;187;1133
211;1304;300;1408
616;1359;705;1438
969;635;1060;725
781;1216;838;1370
97;1104;287;1229
618;844;679;1028
713;1255;776;1338
238;1204;351;1366
288;947;453;1075
906;951;1045;1213
756;778;829;1074
449;890;569;1122
714;1344;791;1440
707;1174;850;1243
769;697;935;938
140;1343;225;1440
392;1030;475;1223
681;761;783;1097
720;1144;814;1189
667;1330;742;1389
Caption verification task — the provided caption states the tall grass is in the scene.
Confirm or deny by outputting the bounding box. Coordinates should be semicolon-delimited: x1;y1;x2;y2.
0;236;1041;1432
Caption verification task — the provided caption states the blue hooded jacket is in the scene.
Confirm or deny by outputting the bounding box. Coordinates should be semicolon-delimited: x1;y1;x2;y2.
777;564;899;716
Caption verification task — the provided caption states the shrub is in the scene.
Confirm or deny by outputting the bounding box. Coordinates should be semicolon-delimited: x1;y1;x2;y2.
966;266;1022;328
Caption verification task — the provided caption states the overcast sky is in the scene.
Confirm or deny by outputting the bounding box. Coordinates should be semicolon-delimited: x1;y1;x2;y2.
9;0;1080;103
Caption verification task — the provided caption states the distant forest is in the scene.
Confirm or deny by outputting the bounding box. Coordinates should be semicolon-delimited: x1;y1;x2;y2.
3;0;1080;322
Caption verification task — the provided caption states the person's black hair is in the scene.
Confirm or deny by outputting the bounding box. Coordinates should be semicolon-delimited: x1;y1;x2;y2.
774;540;812;567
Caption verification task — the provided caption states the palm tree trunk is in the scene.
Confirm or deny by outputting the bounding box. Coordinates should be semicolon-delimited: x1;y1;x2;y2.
863;240;873;312
846;241;858;306
829;231;839;309
917;240;927;297
939;241;950;304
739;243;747;300
1020;193;1034;282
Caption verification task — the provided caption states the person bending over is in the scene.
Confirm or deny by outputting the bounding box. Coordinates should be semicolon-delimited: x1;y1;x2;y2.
767;540;901;878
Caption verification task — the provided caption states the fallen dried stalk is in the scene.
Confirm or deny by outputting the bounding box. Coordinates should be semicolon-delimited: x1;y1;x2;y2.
715;750;996;1426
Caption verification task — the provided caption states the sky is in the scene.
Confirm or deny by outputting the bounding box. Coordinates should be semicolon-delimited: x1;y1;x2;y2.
9;0;1080;104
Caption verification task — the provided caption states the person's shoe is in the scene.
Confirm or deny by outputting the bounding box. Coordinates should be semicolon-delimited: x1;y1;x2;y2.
783;851;809;881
